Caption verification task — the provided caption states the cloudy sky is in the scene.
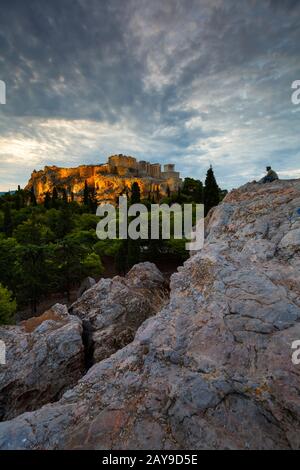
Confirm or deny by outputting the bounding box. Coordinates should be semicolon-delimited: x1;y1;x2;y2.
0;0;299;191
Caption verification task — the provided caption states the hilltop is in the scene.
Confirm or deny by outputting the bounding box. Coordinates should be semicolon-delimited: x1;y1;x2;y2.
25;155;182;204
0;179;300;449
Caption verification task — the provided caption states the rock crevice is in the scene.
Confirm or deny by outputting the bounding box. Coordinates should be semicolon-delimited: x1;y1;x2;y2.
0;180;300;449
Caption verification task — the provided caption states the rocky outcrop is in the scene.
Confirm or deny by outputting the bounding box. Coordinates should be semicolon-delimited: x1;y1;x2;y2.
25;155;182;204
0;304;84;421
0;179;300;449
76;277;96;299
70;262;168;363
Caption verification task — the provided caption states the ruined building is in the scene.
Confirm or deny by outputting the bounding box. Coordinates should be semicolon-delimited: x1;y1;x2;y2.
25;154;182;204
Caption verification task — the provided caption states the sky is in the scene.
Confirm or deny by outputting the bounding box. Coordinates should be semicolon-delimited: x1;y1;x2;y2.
0;0;299;191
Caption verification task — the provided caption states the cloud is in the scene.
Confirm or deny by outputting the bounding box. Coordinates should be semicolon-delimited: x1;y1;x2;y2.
0;0;299;191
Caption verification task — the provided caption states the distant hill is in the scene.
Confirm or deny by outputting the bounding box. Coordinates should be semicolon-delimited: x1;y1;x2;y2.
0;190;16;196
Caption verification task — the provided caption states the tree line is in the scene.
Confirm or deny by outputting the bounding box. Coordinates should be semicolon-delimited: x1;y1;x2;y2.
0;166;225;324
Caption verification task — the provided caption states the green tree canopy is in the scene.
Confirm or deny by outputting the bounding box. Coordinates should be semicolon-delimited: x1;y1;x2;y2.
81;252;103;278
3;203;13;237
30;187;37;206
0;284;16;325
14;216;54;245
182;178;203;203
0;237;19;291
17;244;51;313
130;182;141;205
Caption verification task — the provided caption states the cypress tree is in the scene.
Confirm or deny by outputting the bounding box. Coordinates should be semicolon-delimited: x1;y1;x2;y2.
15;185;23;210
83;180;89;206
130;182;141;205
204;166;220;216
44;191;51;209
88;185;97;213
156;186;160;202
52;186;58;208
30;186;37;206
62;188;68;204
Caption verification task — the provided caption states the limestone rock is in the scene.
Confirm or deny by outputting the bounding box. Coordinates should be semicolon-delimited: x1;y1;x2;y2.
76;277;96;299
70;262;168;362
25;155;182;204
0;304;84;421
1;180;300;449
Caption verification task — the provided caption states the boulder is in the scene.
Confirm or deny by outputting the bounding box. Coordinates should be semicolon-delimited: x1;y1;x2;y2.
0;304;84;421
76;277;96;299
1;180;300;449
70;262;168;362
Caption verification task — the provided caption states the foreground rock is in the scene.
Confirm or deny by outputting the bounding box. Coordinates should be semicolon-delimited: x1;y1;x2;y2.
1;179;300;449
70;262;168;363
0;304;84;421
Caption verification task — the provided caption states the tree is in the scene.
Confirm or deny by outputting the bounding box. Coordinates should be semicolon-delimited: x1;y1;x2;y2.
52;187;59;208
17;244;50;314
145;238;162;262
0;284;16;324
54;237;87;301
130;182;141;205
165;238;189;262
81;252;103;278
15;186;24;210
14;216;54;245
93;239;122;258
3;203;12;237
62;188;68;204
115;240;128;275
30;187;37;206
88;185;97;213
44;191;51;209
127;238;140;269
219;189;228;202
76;213;99;231
156;186;160;202
182;178;203;203
55;204;75;239
0;237;19;291
204;166;220;216
83;180;89;207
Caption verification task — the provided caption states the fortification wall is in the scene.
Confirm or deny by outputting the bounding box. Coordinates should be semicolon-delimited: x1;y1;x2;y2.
25;155;182;204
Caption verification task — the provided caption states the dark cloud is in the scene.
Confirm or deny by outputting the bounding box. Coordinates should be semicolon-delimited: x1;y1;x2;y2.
0;0;299;190
269;0;300;10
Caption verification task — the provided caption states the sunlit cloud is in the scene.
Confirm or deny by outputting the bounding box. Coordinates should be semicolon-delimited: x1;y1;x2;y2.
0;0;299;191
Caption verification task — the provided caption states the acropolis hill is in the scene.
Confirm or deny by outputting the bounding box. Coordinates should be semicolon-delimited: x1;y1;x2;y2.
25;154;182;204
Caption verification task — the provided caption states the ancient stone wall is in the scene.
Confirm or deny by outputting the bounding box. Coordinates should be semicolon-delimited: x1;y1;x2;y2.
25;155;182;204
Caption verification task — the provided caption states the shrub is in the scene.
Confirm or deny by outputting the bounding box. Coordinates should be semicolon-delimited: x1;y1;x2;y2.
0;284;16;324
